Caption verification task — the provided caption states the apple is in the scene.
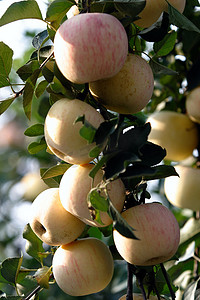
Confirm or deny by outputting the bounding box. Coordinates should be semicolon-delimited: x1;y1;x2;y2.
113;203;180;266
147;110;198;161
135;0;186;28
44;98;106;165
54;13;128;84
29;188;86;246
20;171;48;202
52;237;114;296
59;164;126;227
186;87;200;124
66;5;79;19
119;293;165;300
89;54;154;114
164;165;200;211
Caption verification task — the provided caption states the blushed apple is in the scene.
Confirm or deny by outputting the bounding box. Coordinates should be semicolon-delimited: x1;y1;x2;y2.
147;110;198;161
52;238;114;296
59;164;126;227
113;203;180;266
29;188;86;246
89;54;154;114
164;165;200;211
44;98;106;165
186;87;200;124
54;13;128;84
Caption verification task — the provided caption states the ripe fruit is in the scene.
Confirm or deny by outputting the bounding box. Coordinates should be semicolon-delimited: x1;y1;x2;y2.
44;98;105;165
113;203;180;266
54;13;128;84
119;293;165;300
147;110;198;161
66;5;79;19
135;0;186;28
20;171;48;202
186;87;200;124
164;165;200;211
89;54;154;114
29;188;86;246
52;238;114;296
59;164;126;227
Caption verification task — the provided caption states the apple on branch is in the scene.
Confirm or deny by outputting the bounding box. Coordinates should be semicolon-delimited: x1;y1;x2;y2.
52;238;114;296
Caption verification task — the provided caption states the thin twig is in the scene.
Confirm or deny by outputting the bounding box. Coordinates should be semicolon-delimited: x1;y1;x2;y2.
160;263;175;300
126;263;134;300
23;285;41;300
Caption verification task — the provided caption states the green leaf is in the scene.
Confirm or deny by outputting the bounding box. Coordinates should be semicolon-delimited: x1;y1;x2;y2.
114;0;146;17
149;59;178;75
41;163;71;179
35;80;49;98
16;61;40;82
23;69;41;120
89;155;109;179
88;189;109;212
46;0;75;22
108;201;138;239
40;168;60;188
179;217;200;245
183;278;200;300
0;96;16;115
0;0;43;27
154;30;177;57
143;165;179;181
75;115;97;144
23;224;45;264
1;255;23;285
168;2;200;33
0;296;21;300
28;137;46;154
32;30;49;50
0;42;13;87
24;124;44;137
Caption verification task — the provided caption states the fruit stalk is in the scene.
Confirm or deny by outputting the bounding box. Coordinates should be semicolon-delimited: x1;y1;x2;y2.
160;263;175;300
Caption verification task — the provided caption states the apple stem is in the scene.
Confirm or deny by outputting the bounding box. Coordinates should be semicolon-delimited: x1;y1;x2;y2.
126;263;134;300
160;263;175;300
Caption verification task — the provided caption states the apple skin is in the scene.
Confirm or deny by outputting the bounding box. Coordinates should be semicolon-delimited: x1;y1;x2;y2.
147;110;198;161
44;98;105;165
89;54;154;114
29;188;86;246
52;238;114;296
54;13;128;84
20;172;48;202
135;0;186;28
186;87;200;124
164;165;200;211
59;164;126;227
66;5;79;19
119;293;165;300
113;203;180;266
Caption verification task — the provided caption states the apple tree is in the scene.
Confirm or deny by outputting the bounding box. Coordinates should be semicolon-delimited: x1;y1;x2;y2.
0;0;200;299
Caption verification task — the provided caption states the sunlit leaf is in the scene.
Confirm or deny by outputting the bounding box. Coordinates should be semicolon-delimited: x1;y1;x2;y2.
0;0;43;27
88;188;109;212
28;137;46;154
46;0;75;22
0;42;13;87
0;96;15;115
24;124;44;137
23;224;45;264
41;164;71;179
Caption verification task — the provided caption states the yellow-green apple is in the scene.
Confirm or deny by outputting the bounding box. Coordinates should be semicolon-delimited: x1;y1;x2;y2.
147;110;198;161
135;0;186;28
44;98;106;165
66;5;79;19
52;237;114;296
119;293;165;300
89;54;154;114
20;171;48;202
186;87;200;124
164;165;200;211
113;203;180;266
29;188;86;246
59;164;126;227
53;13;128;84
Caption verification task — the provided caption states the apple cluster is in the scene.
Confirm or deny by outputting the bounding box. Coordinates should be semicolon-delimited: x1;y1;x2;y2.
28;5;184;298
